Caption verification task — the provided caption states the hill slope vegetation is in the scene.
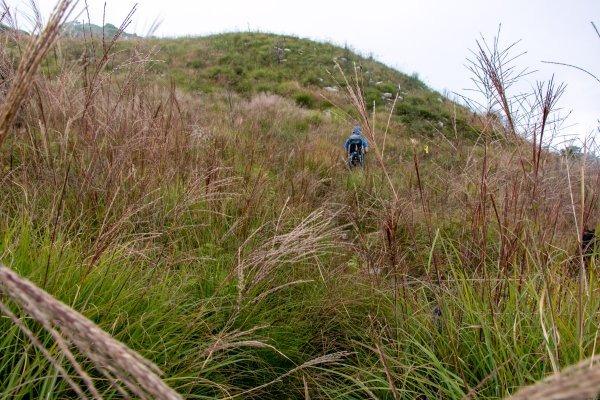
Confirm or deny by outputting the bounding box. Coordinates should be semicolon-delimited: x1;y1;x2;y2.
0;20;599;400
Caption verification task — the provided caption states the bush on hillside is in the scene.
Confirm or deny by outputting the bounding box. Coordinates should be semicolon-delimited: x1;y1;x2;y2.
294;92;315;108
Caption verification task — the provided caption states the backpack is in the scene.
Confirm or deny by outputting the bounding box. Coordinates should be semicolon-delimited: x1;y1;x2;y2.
347;135;364;168
347;135;363;155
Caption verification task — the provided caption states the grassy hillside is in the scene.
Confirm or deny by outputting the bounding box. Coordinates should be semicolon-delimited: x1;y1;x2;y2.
0;11;599;400
54;32;478;140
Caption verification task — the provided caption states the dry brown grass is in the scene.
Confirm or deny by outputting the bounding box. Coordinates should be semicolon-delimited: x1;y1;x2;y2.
0;0;77;151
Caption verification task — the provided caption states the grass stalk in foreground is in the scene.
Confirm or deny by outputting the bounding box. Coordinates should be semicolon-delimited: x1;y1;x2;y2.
0;0;78;150
0;264;183;399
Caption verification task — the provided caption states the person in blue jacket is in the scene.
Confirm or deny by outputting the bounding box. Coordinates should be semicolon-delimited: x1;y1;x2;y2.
344;126;369;154
344;126;369;167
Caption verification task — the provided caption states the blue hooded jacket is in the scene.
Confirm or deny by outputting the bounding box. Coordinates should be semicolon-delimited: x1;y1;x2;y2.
344;127;368;151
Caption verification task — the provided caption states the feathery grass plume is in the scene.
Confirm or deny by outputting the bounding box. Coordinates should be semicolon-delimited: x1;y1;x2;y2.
235;207;342;309
0;264;182;400
0;0;78;150
226;351;352;399
509;355;600;399
200;325;289;369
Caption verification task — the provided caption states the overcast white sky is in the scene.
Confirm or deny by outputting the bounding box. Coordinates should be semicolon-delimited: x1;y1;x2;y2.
5;0;600;146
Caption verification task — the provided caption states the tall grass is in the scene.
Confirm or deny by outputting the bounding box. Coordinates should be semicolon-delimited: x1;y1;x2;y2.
0;3;598;399
324;30;600;399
